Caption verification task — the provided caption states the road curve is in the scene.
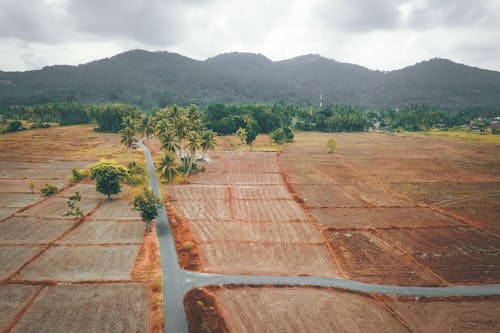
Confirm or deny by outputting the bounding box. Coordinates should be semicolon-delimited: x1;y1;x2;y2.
139;139;500;333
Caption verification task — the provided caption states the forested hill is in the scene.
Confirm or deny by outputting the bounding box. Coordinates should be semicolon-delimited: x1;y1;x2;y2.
1;49;500;108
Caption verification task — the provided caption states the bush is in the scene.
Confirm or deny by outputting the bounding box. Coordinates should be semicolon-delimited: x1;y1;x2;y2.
126;161;146;186
7;120;24;133
40;183;58;196
71;168;89;184
270;128;286;144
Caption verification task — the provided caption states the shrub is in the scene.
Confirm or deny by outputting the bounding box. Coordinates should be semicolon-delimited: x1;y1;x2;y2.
71;168;89;184
270;128;286;144
7;120;24;133
40;183;59;196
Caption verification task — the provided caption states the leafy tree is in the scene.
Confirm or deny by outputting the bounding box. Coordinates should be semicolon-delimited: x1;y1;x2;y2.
236;127;247;144
327;138;337;153
64;191;84;218
132;188;162;232
157;151;179;182
90;159;129;199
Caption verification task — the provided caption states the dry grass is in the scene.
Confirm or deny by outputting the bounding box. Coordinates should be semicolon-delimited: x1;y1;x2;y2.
420;130;500;144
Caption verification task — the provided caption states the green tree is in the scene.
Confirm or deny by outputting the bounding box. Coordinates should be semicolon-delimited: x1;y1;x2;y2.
90;159;129;199
157;151;179;182
132;188;162;232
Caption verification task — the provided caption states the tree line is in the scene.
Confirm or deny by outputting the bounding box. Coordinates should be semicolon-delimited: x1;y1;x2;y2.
2;101;498;136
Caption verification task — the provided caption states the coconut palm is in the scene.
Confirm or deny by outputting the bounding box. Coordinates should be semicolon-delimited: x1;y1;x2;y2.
157;151;179;182
159;129;179;153
200;130;217;158
119;126;135;148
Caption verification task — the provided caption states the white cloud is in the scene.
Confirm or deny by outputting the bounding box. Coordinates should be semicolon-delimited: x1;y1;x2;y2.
0;0;498;72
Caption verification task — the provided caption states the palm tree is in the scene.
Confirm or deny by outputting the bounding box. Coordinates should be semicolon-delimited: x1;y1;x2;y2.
121;116;136;131
159;129;179;153
137;114;155;138
157;151;178;182
236;127;247;144
119;126;135;148
200;130;217;158
186;131;201;156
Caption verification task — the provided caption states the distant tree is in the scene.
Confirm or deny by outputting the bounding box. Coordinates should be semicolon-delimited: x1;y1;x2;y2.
327;138;337;153
90;159;129;199
236;127;247;144
132;188;162;232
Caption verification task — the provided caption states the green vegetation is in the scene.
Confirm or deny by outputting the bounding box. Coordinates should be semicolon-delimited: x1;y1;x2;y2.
327;138;337;153
152;105;217;182
90;159;129;199
64;191;84;218
131;188;162;232
40;184;59;196
70;168;89;184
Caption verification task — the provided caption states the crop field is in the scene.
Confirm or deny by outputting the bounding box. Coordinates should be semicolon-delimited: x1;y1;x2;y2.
0;126;159;332
278;131;500;285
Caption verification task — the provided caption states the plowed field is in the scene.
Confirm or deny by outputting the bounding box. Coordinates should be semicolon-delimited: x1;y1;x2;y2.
167;142;339;276
0;125;160;332
213;287;408;333
279;131;500;285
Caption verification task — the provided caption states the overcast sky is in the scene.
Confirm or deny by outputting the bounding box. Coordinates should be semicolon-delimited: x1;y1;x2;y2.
1;0;499;72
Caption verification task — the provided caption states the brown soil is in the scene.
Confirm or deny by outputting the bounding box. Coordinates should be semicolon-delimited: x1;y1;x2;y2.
165;147;340;276
324;230;445;286
383;295;500;332
167;206;204;270
132;224;164;333
376;227;500;284
278;131;500;285
184;287;228;333
206;286;409;333
9;283;148;333
1;126;158;331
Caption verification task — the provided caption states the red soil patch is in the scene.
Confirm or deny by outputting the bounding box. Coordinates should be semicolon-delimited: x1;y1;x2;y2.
184;287;228;333
324;230;445;286
375;227;500;284
132;224;164;333
166;206;204;270
279;131;500;286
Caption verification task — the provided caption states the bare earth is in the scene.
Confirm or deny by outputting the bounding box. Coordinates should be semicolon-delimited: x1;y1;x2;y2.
0;125;158;332
166;139;340;277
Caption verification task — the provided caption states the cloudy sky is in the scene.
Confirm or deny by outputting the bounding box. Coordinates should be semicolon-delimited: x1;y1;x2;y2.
1;0;499;72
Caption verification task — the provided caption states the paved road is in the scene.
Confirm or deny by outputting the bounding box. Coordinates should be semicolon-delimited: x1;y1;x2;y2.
139;139;500;333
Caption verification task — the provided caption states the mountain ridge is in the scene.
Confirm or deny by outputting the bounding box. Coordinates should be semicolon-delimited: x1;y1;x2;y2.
1;49;499;108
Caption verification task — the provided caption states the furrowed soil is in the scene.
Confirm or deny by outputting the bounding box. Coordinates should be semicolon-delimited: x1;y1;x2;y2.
162;136;340;276
278;131;500;286
0;125;162;332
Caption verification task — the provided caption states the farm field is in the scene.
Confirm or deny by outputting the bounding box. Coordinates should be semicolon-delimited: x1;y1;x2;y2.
186;286;500;333
279;131;500;286
174;131;499;332
0;125;162;332
163;137;340;276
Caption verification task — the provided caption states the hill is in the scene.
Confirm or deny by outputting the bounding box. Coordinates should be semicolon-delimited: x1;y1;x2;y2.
1;49;499;108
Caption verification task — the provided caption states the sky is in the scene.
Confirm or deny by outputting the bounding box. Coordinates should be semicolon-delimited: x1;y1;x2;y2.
0;0;499;72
